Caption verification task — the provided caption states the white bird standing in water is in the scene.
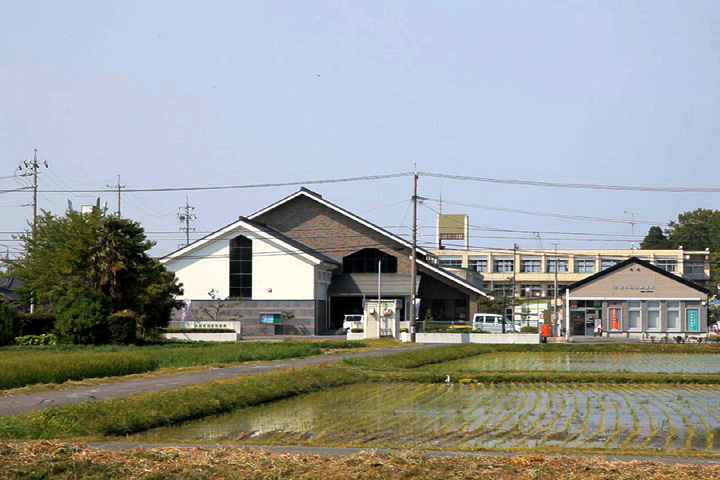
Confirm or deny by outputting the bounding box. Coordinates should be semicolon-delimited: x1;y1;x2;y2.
445;374;451;384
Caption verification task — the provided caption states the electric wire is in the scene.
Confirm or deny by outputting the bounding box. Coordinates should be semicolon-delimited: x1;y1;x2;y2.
420;172;720;193
424;198;667;226
0;172;413;194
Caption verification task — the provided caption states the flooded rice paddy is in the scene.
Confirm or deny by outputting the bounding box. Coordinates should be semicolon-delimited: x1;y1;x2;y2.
132;382;720;452
422;352;720;374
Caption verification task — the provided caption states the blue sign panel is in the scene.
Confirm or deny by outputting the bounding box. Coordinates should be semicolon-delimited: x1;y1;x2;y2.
687;309;699;332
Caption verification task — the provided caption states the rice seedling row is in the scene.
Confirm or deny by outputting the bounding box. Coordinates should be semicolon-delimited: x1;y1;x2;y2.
424;353;720;374
130;382;720;454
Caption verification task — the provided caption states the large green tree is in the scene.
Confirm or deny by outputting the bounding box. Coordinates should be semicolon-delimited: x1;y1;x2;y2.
640;226;672;250
9;209;183;338
665;209;720;252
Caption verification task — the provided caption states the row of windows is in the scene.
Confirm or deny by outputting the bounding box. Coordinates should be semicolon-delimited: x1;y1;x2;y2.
490;284;569;297
613;301;690;331
454;257;698;274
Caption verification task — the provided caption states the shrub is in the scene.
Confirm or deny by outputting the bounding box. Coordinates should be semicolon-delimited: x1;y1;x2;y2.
0;302;19;346
105;311;138;345
521;326;539;334
54;288;111;345
17;312;56;336
14;334;57;346
350;328;364;333
399;327;409;333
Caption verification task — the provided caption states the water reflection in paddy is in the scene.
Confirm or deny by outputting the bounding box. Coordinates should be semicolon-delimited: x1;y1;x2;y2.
421;353;720;373
130;382;720;452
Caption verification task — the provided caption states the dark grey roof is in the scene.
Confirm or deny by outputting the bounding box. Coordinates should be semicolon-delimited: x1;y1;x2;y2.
566;257;711;295
240;217;340;265
0;277;21;302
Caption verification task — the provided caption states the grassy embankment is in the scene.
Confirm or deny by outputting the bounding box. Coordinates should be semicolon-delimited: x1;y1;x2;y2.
3;343;720;441
0;340;367;390
0;365;366;439
4;444;720;480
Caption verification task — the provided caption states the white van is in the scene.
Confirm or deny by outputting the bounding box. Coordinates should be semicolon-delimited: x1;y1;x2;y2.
472;313;520;333
342;314;364;332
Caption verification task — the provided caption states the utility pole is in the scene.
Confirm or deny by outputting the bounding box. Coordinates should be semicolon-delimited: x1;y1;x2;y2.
17;149;48;233
178;196;197;247
107;175;126;216
17;149;48;314
409;163;419;342
625;210;640;252
511;243;519;327
552;243;560;329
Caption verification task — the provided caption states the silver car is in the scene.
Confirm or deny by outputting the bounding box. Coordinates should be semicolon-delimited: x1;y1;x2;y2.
472;313;520;333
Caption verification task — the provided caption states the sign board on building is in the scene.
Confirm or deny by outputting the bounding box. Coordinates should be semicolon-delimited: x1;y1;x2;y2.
687;308;699;332
438;214;468;241
610;308;620;330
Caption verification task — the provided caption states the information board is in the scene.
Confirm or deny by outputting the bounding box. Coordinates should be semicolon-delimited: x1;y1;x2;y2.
687;309;699;332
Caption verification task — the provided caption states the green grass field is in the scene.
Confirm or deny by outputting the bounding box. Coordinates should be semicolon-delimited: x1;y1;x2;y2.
0;340;366;390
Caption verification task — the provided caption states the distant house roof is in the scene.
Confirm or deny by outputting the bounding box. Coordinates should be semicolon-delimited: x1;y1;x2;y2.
566;257;711;295
0;277;21;302
161;216;339;267
248;188;432;257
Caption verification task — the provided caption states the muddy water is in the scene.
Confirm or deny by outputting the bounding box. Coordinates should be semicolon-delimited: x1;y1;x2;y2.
422;353;720;373
130;382;720;452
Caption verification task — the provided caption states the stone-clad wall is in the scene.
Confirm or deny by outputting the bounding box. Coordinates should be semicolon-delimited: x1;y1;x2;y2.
173;299;317;336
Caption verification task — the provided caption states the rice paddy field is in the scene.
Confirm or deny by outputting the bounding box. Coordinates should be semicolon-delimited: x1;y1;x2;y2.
130;381;720;454
421;352;720;374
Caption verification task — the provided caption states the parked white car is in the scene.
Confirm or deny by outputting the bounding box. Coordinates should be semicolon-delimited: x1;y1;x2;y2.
342;314;364;332
472;313;520;333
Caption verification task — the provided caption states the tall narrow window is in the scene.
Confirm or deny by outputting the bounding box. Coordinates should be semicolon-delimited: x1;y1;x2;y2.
628;301;641;330
647;301;660;330
667;302;680;331
229;235;252;298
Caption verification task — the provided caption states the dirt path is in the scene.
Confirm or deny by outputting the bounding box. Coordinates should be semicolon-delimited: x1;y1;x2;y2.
0;344;437;417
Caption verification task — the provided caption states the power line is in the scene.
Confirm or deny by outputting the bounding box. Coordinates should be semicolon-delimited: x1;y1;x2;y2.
423;198;667;226
420;172;720;193
0;172;413;194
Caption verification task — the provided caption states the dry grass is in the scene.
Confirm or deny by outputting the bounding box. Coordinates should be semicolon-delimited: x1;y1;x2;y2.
2;442;720;479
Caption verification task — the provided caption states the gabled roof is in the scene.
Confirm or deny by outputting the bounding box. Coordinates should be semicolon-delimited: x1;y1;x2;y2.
567;257;711;295
417;259;492;298
0;277;21;302
248;188;432;257
161;216;339;266
241;218;339;265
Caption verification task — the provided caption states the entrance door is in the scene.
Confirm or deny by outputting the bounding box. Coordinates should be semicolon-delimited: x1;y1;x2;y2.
585;310;599;336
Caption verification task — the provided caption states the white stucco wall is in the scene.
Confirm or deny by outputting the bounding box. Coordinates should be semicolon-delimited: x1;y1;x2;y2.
252;237;316;300
164;224;320;301
167;239;230;299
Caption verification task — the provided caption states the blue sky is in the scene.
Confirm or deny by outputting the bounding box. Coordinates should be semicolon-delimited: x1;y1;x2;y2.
1;1;718;257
